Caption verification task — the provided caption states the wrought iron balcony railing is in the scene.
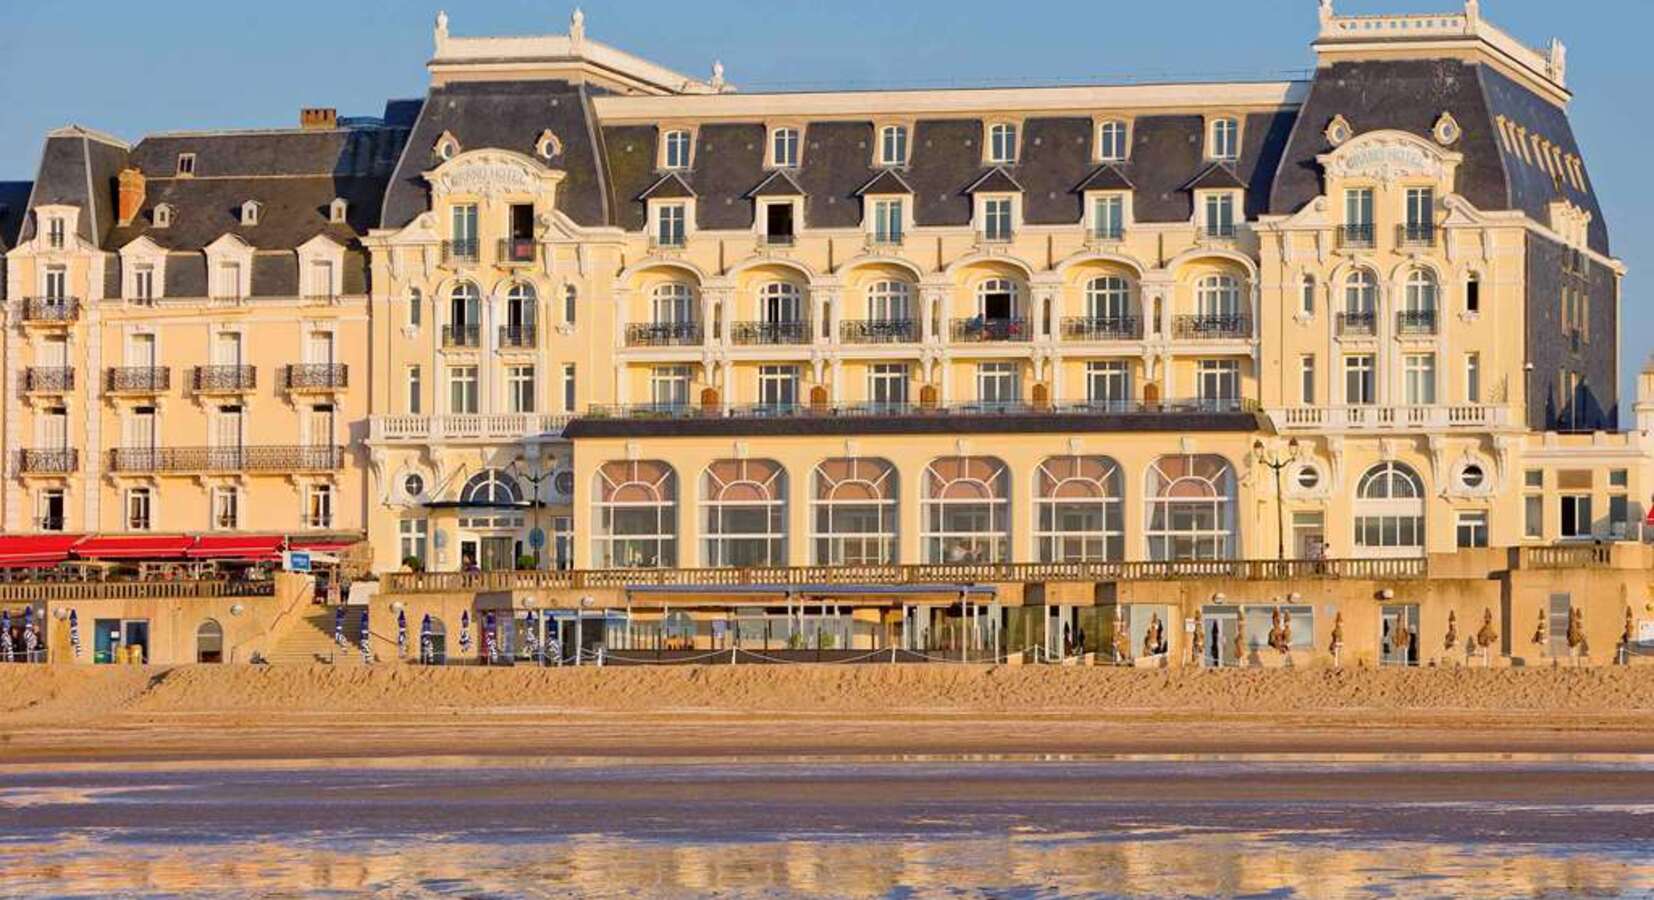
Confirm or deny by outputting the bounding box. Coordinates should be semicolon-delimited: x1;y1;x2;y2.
759;233;796;247
497;238;536;264
192;365;257;392
16;448;77;474
1061;316;1139;341
441;239;479;264
108;445;345;474
950;317;1031;342
1172;314;1251;339
20;297;79;323
1398;223;1437;247
731;320;811;346
22;367;74;393
106;366;171;393
1338;223;1376;249
1336;311;1377;336
285;364;349;390
1396;309;1438;335
442;324;481;348
498;324;536;348
625;321;702;347
841;318;918;344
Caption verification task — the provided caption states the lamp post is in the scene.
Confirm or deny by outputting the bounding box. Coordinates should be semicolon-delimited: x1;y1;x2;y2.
1253;437;1301;563
512;453;554;570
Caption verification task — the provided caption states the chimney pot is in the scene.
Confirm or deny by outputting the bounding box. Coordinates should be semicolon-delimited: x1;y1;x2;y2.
300;108;338;130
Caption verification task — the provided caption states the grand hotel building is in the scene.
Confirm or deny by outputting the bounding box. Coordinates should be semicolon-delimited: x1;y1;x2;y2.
4;2;1652;665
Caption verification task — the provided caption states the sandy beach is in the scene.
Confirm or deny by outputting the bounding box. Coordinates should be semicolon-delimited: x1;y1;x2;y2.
4;664;1654;764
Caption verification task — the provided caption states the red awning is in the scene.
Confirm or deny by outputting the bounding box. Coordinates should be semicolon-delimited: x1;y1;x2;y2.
186;535;286;561
0;535;86;567
288;538;358;554
73;535;197;560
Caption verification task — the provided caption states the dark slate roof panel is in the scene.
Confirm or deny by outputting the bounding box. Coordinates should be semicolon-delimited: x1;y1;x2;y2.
0;181;32;248
747;168;805;197
164;254;206;297
1184;162;1248;191
637;172;695;200
106;175;383;252
965;166;1024;194
603;125;658;231
855;169;913;196
128;128;404;180
907;119;980;227
1239;110;1297;219
1127;115;1205;222
691;123;765;230
85;136;129;246
796;121;873;229
381;98;425;129
1020;117;1092;225
250;254;297;297
1074;164;1133;193
1480;66;1608;254
28;135;98;243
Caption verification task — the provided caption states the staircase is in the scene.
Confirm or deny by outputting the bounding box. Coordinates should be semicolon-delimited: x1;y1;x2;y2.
262;608;374;665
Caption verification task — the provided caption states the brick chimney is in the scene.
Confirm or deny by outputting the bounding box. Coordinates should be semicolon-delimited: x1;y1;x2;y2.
300;107;338;130
117;167;146;226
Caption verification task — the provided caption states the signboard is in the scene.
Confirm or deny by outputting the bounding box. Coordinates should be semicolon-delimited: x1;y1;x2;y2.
1638;620;1654;646
528;527;546;550
285;551;312;573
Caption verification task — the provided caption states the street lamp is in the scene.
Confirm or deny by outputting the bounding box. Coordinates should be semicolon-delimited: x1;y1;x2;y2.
1253;437;1301;563
511;453;554;570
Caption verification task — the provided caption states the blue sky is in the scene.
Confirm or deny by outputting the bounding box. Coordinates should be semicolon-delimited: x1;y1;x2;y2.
2;0;1647;418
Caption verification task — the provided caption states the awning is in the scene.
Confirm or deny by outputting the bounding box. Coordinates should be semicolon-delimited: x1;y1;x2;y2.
73;535;197;560
0;535;85;567
186;534;286;560
288;538;359;554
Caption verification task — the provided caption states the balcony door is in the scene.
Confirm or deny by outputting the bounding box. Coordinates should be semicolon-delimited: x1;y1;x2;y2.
306;331;335;366
307;404;335;446
127;333;156;369
126;407;157;468
215;405;243;467
38;407;68;451
215;332;242;366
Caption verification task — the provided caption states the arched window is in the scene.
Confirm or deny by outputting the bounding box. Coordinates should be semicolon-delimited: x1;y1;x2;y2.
701;459;787;566
448;282;481;345
1036;456;1124;562
563;284;577;326
1354;462;1426;555
988;123;1018;163
1403;267;1438;313
812;458;898;565
1097;120;1128;161
1145;455;1237;561
757;282;804;323
1195;274;1241;318
504;283;536;344
865;280;912;322
976;278;1019;321
407;287;423;329
1344;269;1377;313
1084;275;1131;321
593;460;677;568
652;282;696;324
1209;117;1239;160
922;457;1010;563
195;619;223;664
461;469;523;507
1299;274;1315;316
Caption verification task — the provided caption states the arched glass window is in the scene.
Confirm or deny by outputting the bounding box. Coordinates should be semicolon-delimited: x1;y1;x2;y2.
1404;267;1438;313
1344;269;1377;313
922;457;1011;563
663;130;692;169
1145;455;1237;561
988;123;1018;163
1299;274;1315;316
652;282;695;324
1354;462;1426;554
757;282;804;323
593;460;677;568
1097;120;1128;161
448;282;481;344
1084;275;1131;321
866;280;912;322
563;283;577;326
407;287;423;329
1035;456;1124;562
504;283;536;341
1195;274;1241;318
461;469;523;507
702;459;787;567
879;125;908;166
812;458;898;565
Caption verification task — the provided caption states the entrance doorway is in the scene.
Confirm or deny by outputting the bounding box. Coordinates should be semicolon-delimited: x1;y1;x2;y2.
1380;604;1419;666
196;619;224;663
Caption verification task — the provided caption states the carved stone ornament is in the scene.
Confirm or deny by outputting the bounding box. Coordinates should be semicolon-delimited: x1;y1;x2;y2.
1319;131;1461;186
1324;114;1353;147
1433;111;1462;146
425;149;564;200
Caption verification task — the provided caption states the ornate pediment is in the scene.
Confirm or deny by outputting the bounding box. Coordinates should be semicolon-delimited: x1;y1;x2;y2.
423;149;565;201
1317;130;1462;187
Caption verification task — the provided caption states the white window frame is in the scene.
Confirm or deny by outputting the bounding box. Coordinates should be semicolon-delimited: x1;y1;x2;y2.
1207;116;1241;161
1084;360;1131;409
399;518;429;567
1344;354;1377;405
975;361;1021;407
768;126;801;168
661;129;693;170
1086;192;1129;241
649;365;693;408
811;458;899;566
700;459;788;567
1403;352;1437;406
876;123;910;167
119;237;168;303
506;364;536;414
1197;190;1240;237
125;487;152;532
867;362;909;409
985;122;1019;164
976;194;1019;242
921;457;1012;564
1035;455;1124;563
866;196;909;245
213;486;240;531
447;365;479;415
649;199;692;247
305;483;334;529
203;234;254;301
1144;455;1237;561
1096;119;1130;162
406;365;422;415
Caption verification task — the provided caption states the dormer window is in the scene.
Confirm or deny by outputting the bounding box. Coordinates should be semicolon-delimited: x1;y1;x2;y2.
769;127;799;168
1200;191;1240;239
536;129;561;160
176;153;196;176
241;201;262;227
878;125;909;167
153;204;173;228
434;131;460;161
1208;117;1240;161
1097;120;1129;162
46;217;65;249
662;130;692;170
329;198;348;224
987;123;1018;164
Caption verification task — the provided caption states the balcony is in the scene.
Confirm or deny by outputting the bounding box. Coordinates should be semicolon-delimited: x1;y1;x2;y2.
442;324;481;348
731;320;811;346
1061;316;1139;341
950;317;1031;343
368;413;572;444
1089;224;1125;244
864;232;904;251
441;239;479;265
285;364;349;391
626;321;702;347
1198;223;1238;243
497;238;536;264
20;297;79;324
108;444;345;474
192;365;257;393
1269;404;1510;434
22;367;74;394
976;229;1015;245
1398;223;1436;248
759;233;796;248
841;318;917;344
648;233;687;252
16;448;77;475
105;366;171;395
585;397;1257;422
498;324;536;349
1336;311;1377;337
1172;314;1251;340
1337;223;1376;249
1396;309;1438;335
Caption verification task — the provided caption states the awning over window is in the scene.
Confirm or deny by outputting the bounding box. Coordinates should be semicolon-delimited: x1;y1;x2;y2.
186;535;286;560
0;535;86;567
288;538;357;554
73;535;197;560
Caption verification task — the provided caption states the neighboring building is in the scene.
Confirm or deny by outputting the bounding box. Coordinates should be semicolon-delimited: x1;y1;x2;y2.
5;2;1653;667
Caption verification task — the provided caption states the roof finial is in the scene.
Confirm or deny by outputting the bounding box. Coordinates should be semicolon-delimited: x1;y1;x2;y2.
1549;38;1567;85
1464;0;1479;26
1318;0;1334;25
569;7;586;48
710;59;726;91
434;10;449;52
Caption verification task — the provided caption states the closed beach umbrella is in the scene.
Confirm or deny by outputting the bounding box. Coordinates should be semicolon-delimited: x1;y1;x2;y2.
485;611;498;664
459;610;472;655
419;613;434;664
359;607;372;664
22;607;37;661
1;610;12;662
521;610;538;660
334;604;346;648
397;609;408;659
69;609;81;659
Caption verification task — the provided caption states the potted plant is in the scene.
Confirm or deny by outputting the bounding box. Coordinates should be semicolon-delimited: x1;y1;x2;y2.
402;555;424;572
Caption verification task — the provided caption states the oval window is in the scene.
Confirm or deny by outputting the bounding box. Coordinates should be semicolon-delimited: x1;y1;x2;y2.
1294;465;1320;491
1460;464;1485;490
403;473;425;498
553;470;575;497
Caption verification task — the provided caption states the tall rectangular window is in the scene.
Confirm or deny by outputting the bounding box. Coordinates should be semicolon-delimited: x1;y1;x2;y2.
988;123;1017;163
1300;354;1316;405
879;125;907;166
872;199;903;244
1344;354;1375;405
399;519;429;567
126;488;152;532
656;203;686;246
771;127;799;167
1404;353;1437;406
448;365;478;415
1209;118;1238;160
406;365;422;415
976;362;1020;407
757;365;799;409
1465;352;1481;404
1204;193;1235;237
306;485;334;529
662;130;691;169
450;203;478;243
213;487;239;530
47;217;65;249
214;262;241;299
562;363;576;413
1085;361;1131;409
982;198;1013;241
1196;359;1240;406
1560;494;1592;538
133;265;154;302
1405;187;1434;228
650;365;692;408
507;365;536;414
1092;194;1124;240
1345;188;1374;226
44;266;67;299
867;363;909;408
38;488;65;531
1524;495;1544;539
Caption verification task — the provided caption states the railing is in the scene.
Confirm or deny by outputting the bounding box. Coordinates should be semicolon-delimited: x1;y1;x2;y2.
865;233;904;251
951;317;1031;343
1318;11;1561;89
1200;223;1238;241
498;324;536;348
1398;223;1436;247
759;233;796;247
369;413;572;443
1521;544;1614;570
22;367;74;393
976;229;1014;245
442;324;481;348
192;365;256;392
625;322;702;347
105;367;171;393
383;557;1430;595
1338;223;1375;249
1061;316;1139;341
582;398;1258;421
17;448;77;474
20;297;79;323
108;445;345;474
497;238;536;264
1269;404;1509;432
841;318;917;344
1396;309;1438;335
1336;311;1377;336
1173;314;1251;339
649;233;686;252
442;239;479;264
285;364;349;390
0;579;274;601
1090;225;1124;243
731;320;811;345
